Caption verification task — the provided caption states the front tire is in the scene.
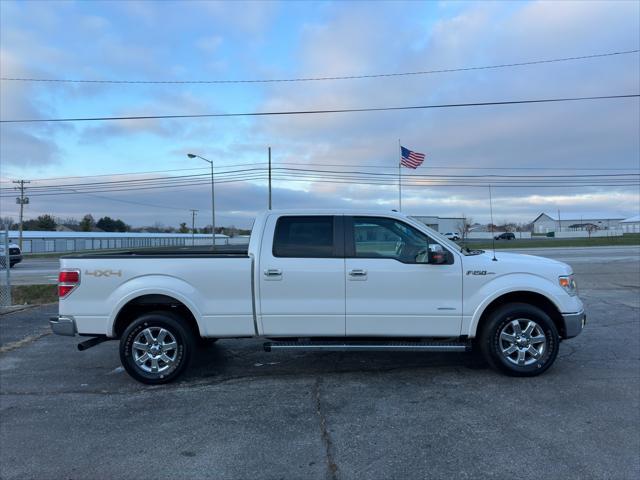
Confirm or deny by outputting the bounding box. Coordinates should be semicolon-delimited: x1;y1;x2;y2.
479;303;559;377
119;311;194;384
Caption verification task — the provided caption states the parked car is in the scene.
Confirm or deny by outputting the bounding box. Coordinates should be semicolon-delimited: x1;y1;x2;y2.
50;210;585;384
495;232;516;240
443;232;461;241
0;243;23;268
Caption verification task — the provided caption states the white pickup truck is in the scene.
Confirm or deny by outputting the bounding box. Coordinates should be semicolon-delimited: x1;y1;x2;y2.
50;210;585;384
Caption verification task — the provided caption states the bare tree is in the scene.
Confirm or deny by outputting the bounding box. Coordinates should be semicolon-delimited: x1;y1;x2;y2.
457;215;474;241
585;224;597;238
0;216;15;229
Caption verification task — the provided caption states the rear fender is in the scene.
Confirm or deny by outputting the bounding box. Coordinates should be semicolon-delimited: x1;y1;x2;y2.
107;275;202;337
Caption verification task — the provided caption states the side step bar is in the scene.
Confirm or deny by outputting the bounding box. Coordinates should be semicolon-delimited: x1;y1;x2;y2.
264;340;470;353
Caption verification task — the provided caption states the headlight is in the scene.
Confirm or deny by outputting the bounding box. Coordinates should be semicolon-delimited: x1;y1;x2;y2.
559;274;578;296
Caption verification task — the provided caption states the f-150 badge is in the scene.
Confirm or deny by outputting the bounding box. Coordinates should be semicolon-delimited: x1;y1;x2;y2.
85;269;122;277
466;270;496;276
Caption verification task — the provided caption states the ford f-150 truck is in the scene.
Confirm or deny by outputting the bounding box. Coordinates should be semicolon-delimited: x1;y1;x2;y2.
50;210;585;384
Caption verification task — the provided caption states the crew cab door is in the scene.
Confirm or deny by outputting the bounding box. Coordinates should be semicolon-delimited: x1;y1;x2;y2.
258;215;346;336
345;216;462;336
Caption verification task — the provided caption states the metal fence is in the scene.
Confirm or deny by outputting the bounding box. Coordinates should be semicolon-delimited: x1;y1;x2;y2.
6;231;243;255
0;230;11;307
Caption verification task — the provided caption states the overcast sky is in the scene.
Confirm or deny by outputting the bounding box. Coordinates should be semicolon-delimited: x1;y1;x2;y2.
1;0;639;229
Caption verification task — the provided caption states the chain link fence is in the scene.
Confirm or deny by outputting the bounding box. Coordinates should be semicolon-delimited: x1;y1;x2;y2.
0;230;12;307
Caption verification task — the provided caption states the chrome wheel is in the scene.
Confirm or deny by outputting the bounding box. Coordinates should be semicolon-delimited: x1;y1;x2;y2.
132;327;178;374
499;318;547;367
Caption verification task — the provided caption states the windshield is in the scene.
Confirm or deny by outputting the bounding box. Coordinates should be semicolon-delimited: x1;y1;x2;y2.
402;218;453;249
404;218;483;256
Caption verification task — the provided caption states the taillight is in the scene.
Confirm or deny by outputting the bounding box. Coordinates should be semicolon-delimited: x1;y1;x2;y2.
59;270;80;298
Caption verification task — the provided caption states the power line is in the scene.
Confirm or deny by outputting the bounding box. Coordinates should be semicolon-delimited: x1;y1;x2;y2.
2;94;638;124
2;49;637;84
0;166;211;183
2;172;636;198
3;173;637;195
2;162;638;185
3;180;636;198
2;168;637;195
62;188;191;211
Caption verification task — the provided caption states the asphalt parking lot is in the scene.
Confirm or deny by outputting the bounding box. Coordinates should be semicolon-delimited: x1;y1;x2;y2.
1;246;639;479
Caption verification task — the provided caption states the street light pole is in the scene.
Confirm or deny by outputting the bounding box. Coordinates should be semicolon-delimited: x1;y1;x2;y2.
268;146;272;210
189;209;198;246
187;154;215;248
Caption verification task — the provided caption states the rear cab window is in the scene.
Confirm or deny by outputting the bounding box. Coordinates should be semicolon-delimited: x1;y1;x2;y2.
273;216;343;258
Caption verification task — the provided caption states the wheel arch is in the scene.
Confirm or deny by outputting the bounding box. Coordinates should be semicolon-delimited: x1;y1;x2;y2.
112;294;201;339
472;291;565;339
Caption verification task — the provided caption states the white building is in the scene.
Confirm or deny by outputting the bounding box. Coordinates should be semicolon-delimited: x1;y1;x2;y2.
621;215;640;233
411;216;465;234
531;213;626;234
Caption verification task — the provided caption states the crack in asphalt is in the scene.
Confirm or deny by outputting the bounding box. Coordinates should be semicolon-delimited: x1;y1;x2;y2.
0;328;51;354
0;305;42;316
558;343;577;359
313;377;339;480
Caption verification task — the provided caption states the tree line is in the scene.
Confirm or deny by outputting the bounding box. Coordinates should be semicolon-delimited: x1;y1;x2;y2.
0;214;250;236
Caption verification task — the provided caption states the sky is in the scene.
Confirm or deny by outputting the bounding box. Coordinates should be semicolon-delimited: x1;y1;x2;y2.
0;0;639;229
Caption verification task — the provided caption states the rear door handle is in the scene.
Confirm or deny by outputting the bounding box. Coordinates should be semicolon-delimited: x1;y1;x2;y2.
264;268;282;277
349;269;367;277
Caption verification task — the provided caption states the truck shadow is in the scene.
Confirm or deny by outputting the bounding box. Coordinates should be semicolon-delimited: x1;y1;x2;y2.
184;339;486;383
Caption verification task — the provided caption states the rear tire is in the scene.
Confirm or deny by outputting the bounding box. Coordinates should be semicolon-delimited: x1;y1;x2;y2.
479;303;559;377
120;311;195;384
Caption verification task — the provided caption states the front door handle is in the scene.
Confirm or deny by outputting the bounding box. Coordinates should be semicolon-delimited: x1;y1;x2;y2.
264;268;282;277
349;269;367;277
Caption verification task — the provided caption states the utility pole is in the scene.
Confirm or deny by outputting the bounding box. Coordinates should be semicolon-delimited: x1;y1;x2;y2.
557;209;561;233
13;180;30;250
190;209;198;246
268;146;272;210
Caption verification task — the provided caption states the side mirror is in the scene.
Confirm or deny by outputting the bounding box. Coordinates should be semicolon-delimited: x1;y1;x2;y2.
428;250;452;265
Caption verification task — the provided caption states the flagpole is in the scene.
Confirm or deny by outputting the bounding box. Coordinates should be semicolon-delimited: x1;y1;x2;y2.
398;139;402;211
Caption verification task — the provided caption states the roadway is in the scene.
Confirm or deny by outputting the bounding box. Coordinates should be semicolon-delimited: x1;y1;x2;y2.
9;245;640;286
8;257;59;285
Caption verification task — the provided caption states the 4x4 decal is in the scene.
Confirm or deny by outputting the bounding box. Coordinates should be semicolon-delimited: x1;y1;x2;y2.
85;269;122;278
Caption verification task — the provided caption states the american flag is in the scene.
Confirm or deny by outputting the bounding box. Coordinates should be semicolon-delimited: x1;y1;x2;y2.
400;146;426;169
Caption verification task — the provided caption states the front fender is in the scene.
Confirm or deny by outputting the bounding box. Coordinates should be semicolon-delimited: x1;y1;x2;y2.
107;274;203;337
463;273;570;337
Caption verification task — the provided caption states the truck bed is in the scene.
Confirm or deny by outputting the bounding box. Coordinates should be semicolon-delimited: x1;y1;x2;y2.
64;244;249;258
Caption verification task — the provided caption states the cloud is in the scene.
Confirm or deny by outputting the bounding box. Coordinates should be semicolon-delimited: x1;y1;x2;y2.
0;48;63;169
196;35;223;53
192;1;277;36
77;91;211;141
1;0;638;227
247;0;639;219
0;127;60;168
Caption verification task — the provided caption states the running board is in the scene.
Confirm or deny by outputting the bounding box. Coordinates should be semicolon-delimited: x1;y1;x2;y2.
263;340;470;353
